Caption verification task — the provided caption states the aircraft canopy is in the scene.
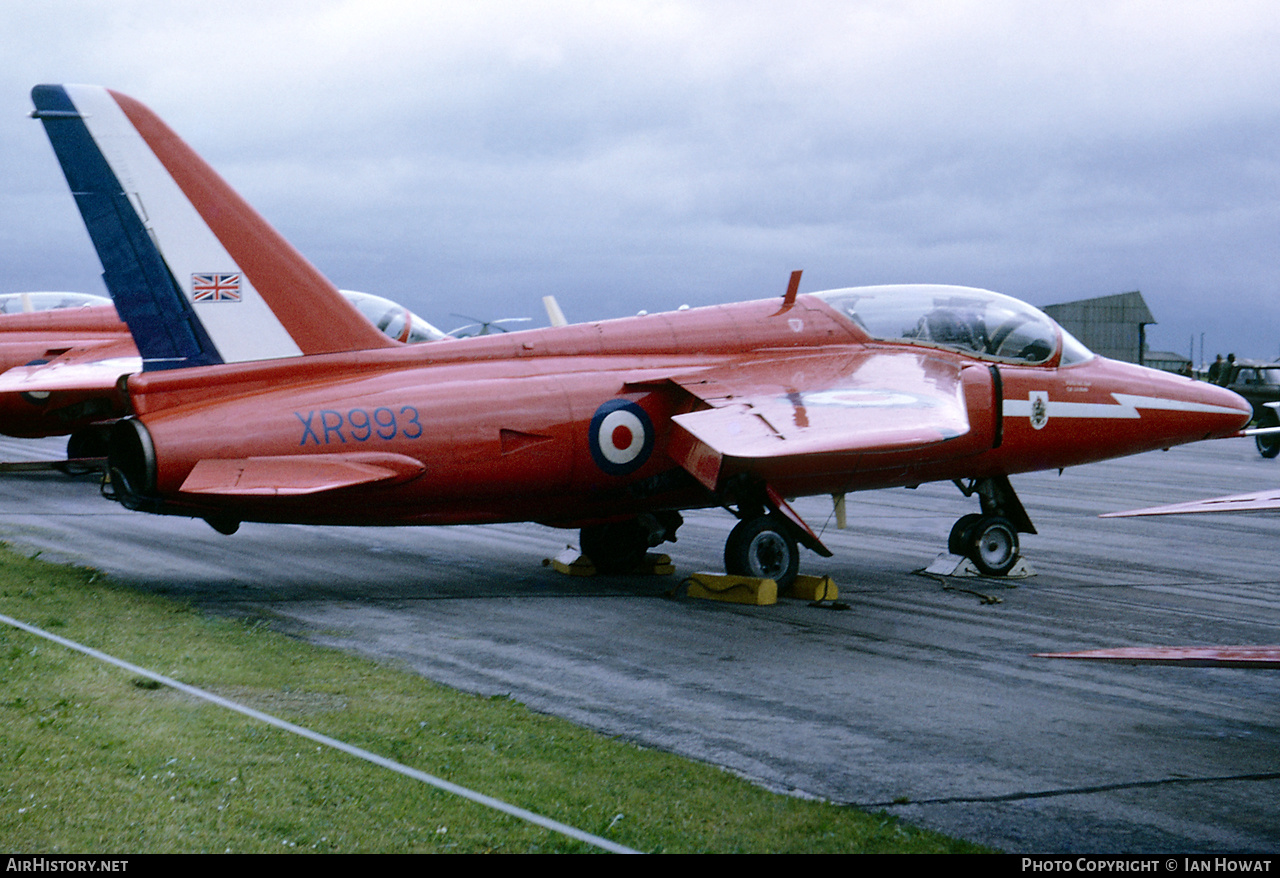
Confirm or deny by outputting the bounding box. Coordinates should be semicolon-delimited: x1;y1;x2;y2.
0;292;112;314
340;291;447;343
813;284;1093;365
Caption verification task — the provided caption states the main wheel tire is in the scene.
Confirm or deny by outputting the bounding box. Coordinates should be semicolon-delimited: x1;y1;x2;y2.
724;515;799;588
67;427;110;461
580;520;648;573
948;513;984;556
965;515;1019;577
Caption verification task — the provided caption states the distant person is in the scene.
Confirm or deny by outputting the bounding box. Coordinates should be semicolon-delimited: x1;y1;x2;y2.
1208;354;1224;383
1220;353;1237;386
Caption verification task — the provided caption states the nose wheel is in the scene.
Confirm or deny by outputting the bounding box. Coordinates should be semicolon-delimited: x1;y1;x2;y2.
949;513;1020;577
948;475;1035;577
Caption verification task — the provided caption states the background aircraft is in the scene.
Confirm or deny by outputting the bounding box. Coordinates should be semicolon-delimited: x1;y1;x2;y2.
0;289;443;459
1074;465;1280;669
0;291;130;457
446;314;533;338
29;84;1254;585
1038;646;1280;668
1104;487;1280;518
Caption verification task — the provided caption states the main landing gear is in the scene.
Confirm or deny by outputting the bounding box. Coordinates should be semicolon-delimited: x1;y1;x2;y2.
578;476;1032;584
579;511;683;574
577;493;817;590
724;514;799;586
1258;432;1280;459
948;475;1036;577
61;426;112;476
718;480;829;590
66;425;111;462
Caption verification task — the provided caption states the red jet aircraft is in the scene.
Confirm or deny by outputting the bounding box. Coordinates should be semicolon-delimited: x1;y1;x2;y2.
0;291;132;457
30;84;1254;585
1037;646;1280;668
1075;463;1280;668
0;288;443;459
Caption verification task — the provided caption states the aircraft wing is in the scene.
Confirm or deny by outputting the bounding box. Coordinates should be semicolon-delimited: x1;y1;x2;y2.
1102;489;1280;517
0;339;140;441
0;354;140;395
663;349;990;492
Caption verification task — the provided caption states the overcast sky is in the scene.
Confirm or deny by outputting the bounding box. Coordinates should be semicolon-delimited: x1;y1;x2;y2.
2;1;1277;362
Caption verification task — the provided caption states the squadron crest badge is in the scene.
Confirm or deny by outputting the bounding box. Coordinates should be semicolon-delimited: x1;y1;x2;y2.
1029;391;1049;430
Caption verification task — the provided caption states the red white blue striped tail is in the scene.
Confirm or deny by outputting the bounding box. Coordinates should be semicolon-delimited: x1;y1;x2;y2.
31;84;395;371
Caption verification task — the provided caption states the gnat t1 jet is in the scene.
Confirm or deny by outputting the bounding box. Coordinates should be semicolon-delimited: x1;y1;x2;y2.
1037;646;1280;668
0;288;443;459
1104;487;1280;518
0;292;129;455
30;84;1253;586
1079;453;1280;668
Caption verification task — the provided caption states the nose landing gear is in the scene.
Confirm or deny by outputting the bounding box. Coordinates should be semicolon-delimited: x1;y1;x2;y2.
949;475;1035;577
949;513;1019;576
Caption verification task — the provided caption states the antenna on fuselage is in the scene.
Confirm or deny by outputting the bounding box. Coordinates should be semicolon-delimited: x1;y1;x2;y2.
773;269;803;316
543;295;568;327
784;270;801;306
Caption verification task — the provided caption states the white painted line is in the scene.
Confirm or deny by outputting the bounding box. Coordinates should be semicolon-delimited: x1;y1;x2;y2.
0;611;639;854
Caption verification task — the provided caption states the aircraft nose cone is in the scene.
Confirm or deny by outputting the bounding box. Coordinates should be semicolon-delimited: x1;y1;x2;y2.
1199;381;1253;437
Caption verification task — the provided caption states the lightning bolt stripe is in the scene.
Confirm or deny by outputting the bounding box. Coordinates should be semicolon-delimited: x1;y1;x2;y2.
1003;393;1247;420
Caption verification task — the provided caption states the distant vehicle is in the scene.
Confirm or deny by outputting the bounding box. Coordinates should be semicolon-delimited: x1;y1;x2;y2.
0;292;132;454
1091;371;1280;669
345;291;448;343
1222;361;1280;457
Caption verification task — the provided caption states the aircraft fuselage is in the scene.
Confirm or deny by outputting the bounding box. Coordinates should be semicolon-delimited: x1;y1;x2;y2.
109;294;1250;529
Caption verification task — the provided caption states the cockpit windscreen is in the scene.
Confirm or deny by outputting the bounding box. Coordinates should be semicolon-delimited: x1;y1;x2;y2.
813;285;1090;365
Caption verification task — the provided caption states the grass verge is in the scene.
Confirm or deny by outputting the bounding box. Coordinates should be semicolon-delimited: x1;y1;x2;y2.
0;544;987;853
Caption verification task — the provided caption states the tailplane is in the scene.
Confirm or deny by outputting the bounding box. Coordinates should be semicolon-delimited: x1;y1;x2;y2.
31;84;396;370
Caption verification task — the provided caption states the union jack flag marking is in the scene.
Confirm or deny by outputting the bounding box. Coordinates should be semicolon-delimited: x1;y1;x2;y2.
191;273;242;303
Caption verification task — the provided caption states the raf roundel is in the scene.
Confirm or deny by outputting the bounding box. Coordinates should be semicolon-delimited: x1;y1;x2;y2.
589;400;655;476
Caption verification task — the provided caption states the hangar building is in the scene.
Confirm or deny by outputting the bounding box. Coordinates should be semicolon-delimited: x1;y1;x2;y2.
1043;291;1155;366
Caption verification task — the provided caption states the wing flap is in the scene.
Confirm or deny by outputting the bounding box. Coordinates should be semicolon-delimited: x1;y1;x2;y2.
180;452;425;496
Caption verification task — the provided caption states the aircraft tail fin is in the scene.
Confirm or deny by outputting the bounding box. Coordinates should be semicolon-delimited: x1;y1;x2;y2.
31;84;396;371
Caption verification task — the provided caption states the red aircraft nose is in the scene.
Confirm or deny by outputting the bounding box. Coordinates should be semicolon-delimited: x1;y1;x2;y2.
1064;358;1257;460
1153;371;1254;441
